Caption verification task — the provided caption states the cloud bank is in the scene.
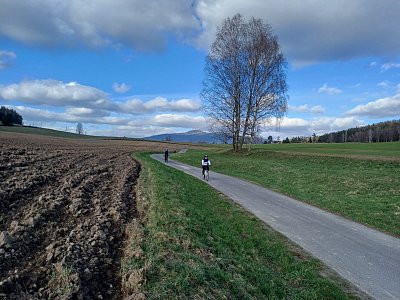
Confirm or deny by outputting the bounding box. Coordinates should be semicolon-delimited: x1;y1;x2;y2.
2;78;396;138
0;0;199;51
262;116;366;138
346;94;400;118
1;1;399;64
8;104;207;135
289;104;324;114
195;0;400;65
0;79;201;114
0;79;204;137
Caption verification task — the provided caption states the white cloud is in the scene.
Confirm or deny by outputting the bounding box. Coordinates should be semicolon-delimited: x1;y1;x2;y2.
289;104;324;114
0;79;110;107
6;104;207;137
150;114;207;129
10;105;129;125
0;80;201;114
346;94;400;118
12;106;68;122
170;99;202;112
0;0;200;51
122;113;208;130
99;125;178;138
275;117;310;133
0;50;16;69
118;97;201;114
262;116;365;138
318;83;342;95
310;117;365;133
381;62;400;72
377;81;390;88
65;107;109;118
112;82;131;93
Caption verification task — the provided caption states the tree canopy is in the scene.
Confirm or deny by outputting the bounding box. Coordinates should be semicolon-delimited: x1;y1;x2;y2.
0;106;23;126
76;122;84;135
202;14;288;151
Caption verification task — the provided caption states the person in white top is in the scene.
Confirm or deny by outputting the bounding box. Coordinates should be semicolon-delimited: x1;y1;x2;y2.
201;154;211;177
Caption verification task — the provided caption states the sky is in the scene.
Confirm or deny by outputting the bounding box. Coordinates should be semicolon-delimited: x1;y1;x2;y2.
0;0;399;139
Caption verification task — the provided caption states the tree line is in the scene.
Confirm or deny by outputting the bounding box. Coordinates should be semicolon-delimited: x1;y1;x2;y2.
318;120;400;143
284;120;400;144
0;106;23;126
284;134;318;144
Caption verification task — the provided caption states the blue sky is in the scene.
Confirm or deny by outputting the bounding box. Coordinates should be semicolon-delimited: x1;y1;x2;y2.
0;0;399;139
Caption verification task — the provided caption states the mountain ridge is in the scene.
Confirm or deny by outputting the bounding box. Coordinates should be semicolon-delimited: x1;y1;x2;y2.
144;130;219;143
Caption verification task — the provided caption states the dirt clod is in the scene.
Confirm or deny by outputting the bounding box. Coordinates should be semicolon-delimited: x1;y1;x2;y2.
0;132;156;299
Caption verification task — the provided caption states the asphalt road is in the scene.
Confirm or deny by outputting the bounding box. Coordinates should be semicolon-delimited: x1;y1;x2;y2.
151;154;400;300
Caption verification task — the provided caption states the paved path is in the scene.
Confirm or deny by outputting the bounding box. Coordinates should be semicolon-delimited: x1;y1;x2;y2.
151;154;400;300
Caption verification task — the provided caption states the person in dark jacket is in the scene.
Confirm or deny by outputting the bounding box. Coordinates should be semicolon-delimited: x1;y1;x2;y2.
164;148;169;163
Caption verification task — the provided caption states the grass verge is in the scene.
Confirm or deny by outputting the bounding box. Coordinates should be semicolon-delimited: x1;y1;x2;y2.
127;152;361;299
173;148;400;237
251;142;400;159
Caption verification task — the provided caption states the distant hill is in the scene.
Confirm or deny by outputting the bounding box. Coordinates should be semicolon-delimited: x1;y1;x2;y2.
0;125;221;143
0;125;143;141
144;130;219;144
0;125;96;139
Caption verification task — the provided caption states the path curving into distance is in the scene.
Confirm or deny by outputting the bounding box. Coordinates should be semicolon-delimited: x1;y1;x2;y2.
151;154;400;300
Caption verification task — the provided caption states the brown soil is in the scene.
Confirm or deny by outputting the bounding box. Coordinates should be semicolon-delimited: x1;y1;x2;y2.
0;132;184;299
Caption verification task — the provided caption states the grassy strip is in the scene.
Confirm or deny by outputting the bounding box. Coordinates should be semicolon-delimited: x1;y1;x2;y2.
129;152;359;299
173;149;400;237
251;142;400;158
203;142;400;158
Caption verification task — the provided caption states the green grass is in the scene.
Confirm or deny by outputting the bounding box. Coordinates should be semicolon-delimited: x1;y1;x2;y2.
209;142;400;157
240;142;400;158
131;152;359;299
172;147;400;237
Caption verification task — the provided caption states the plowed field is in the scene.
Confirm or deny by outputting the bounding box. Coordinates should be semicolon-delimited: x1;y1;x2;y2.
0;132;177;299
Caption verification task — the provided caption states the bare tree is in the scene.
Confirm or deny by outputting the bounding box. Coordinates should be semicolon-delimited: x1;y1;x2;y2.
76;122;84;135
202;14;288;151
312;133;318;143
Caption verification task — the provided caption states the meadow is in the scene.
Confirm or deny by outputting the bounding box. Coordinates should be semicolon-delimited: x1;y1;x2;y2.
129;152;359;299
251;142;400;158
173;142;400;236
